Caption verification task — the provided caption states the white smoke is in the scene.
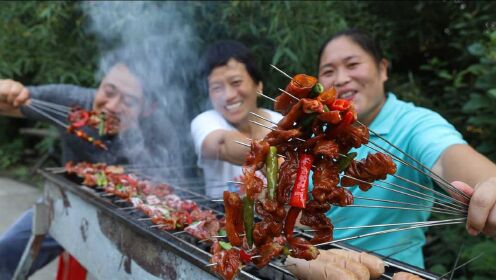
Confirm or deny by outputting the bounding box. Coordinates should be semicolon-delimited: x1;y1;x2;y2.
83;1;199;180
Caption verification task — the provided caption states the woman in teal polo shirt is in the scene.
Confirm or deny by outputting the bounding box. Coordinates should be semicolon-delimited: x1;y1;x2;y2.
315;29;496;268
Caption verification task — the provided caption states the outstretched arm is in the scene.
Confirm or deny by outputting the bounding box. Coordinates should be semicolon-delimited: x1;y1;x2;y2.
433;144;496;236
201;130;252;166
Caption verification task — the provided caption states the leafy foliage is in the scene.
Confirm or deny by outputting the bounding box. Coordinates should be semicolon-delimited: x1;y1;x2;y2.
0;1;98;169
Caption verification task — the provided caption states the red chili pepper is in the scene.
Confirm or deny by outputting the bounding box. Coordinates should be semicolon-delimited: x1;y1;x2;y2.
284;206;302;240
341;110;356;125
330;99;351;111
71;111;90;128
239;249;252;264
289;153;314;208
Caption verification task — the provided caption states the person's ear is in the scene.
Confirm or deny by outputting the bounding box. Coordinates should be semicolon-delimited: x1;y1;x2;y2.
257;81;263;93
379;59;389;83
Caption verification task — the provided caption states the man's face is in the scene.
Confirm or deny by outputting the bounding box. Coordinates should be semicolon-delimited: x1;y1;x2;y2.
208;58;261;127
93;64;144;131
318;36;388;125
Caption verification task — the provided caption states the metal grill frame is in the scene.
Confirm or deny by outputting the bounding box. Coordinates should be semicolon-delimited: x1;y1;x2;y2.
34;169;441;280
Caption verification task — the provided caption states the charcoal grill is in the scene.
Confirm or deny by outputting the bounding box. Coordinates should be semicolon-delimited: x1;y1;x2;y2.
15;168;443;280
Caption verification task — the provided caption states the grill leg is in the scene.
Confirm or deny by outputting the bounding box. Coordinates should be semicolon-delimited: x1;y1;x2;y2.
12;202;50;280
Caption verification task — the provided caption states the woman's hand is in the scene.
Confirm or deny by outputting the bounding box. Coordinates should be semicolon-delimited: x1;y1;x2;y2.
452;178;496;237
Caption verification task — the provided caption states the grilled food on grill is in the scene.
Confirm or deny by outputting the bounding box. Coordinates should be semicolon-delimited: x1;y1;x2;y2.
64;161;224;240
286;255;359;280
286;249;385;280
326;249;385;279
392;272;425;280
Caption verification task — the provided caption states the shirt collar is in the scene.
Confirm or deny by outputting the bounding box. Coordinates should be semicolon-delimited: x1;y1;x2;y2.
368;92;398;136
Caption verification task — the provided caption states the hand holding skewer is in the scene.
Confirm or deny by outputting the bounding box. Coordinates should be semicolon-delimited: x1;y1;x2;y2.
0;79;30;116
451;179;496;237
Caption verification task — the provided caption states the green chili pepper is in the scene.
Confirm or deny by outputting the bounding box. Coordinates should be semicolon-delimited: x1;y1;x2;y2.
309;82;324;98
323;105;330;113
282;247;291;256
337;152;358;172
96;171;107;188
243;196;254;248
266;146;278;200
219;241;232;250
217;229;227;237
98;113;106;136
159;208;170;218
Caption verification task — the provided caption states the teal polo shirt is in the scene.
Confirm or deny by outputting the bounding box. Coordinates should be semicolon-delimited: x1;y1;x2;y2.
311;93;466;268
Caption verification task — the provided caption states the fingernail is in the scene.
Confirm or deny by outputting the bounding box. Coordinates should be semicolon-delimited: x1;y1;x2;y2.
467;227;479;236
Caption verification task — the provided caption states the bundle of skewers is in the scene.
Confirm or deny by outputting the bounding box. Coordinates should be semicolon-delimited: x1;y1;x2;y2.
25;100;120;150
207;65;472;280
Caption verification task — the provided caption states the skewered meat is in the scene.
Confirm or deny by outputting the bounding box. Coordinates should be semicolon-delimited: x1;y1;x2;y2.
276;150;299;204
265;128;302;146
245;139;269;170
341;152;397;191
252;241;284;268
210;241;241;280
184;219;221;240
68;107;120;135
275;74;318;114
240;167;264;200
223;191;245;247
313;139;340;159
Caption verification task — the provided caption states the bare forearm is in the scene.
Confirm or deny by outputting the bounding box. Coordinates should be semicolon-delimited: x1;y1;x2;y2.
435;144;496;187
220;130;252;165
201;130;249;166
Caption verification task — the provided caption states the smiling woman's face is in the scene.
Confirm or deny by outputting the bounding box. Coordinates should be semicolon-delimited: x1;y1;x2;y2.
318;36;388;125
208;58;262;127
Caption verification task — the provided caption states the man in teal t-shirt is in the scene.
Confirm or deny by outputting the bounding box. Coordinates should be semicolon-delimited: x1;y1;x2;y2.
318;93;466;268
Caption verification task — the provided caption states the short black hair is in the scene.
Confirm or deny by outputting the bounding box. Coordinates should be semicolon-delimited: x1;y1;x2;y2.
200;40;262;87
318;29;384;67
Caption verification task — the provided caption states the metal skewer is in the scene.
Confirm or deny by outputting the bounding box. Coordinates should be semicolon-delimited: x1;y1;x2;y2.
257;91;276;102
353;196;462;214
363;140;470;206
30;99;71;111
304;218;466;232
439;252;485;279
314;219;465;248
358;121;471;202
341;174;466;214
25;104;69;128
